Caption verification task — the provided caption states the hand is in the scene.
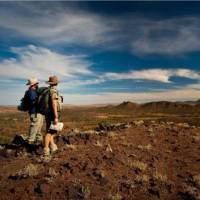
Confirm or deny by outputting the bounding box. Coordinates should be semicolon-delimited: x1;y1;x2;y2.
54;118;58;125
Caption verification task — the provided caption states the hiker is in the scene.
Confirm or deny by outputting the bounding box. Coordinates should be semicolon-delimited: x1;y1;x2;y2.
42;76;62;160
26;78;44;144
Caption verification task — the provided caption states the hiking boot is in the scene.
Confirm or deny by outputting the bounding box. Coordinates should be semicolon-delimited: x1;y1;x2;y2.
43;147;50;156
41;147;51;162
50;143;58;153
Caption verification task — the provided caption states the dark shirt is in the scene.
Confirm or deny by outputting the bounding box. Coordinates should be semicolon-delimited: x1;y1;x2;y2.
27;88;38;114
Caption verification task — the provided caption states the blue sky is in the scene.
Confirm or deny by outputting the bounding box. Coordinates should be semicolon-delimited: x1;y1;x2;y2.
0;1;200;105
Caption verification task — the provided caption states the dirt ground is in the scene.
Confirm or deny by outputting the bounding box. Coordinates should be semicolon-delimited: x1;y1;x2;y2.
0;120;200;200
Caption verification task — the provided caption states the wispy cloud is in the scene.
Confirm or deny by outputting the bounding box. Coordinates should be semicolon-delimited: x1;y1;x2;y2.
1;3;200;55
1;3;200;105
0;44;104;104
1;44;199;86
0;45;93;82
0;3;114;46
104;69;200;83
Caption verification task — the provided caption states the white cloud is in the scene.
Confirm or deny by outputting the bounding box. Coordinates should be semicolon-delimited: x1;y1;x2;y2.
0;3;114;46
0;45;93;82
58;77;106;91
104;68;200;83
2;3;200;55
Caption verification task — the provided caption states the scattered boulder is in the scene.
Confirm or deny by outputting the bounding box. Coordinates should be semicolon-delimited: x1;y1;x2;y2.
94;140;103;147
133;120;144;126
64;144;77;150
68;128;81;135
177;123;190;128
193;175;200;187
106;144;113;152
147;127;154;133
97;121;113;131
34;182;50;195
11;135;27;145
192;136;200;143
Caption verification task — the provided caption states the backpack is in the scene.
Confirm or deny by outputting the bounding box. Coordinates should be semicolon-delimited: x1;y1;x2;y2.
36;87;51;115
18;90;30;112
36;87;62;115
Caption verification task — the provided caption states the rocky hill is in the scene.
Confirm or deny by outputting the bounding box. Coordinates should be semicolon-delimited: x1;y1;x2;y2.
0;120;200;200
116;101;139;109
141;101;195;111
115;100;200;113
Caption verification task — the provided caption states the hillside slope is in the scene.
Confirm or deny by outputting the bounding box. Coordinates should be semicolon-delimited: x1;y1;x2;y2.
0;121;200;200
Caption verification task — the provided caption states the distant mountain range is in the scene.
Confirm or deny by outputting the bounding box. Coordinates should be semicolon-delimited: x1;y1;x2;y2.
181;99;200;105
115;99;200;112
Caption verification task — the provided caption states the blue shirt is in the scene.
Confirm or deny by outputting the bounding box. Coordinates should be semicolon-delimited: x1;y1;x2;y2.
27;88;38;114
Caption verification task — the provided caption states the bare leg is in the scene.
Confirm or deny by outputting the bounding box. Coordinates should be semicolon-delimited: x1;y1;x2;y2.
44;133;51;149
50;135;58;153
50;135;54;145
42;133;51;160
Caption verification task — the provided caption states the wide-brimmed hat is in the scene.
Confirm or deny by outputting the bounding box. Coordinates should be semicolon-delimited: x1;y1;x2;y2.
46;76;59;85
26;78;39;86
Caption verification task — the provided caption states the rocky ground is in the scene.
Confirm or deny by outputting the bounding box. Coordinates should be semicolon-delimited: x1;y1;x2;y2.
0;120;200;200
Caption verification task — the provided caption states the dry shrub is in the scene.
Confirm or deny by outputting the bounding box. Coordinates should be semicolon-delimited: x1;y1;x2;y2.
135;174;149;184
107;193;122;200
137;144;152;150
153;171;168;184
15;163;39;178
129;161;147;172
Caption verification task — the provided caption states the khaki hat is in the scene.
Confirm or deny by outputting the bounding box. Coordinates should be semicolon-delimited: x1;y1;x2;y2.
46;76;59;85
26;78;39;86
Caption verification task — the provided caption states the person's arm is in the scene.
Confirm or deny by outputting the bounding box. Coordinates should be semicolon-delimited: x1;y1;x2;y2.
51;92;59;124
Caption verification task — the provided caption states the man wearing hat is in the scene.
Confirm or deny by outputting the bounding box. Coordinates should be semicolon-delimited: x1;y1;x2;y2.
26;78;44;144
43;75;62;160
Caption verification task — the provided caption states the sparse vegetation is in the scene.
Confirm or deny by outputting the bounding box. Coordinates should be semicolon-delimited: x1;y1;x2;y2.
153;172;168;184
107;193;122;200
48;167;58;177
137;144;152;150
13;163;39;179
135;174;149;184
1;103;200;143
128;161;147;172
0;103;200;199
81;185;91;199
